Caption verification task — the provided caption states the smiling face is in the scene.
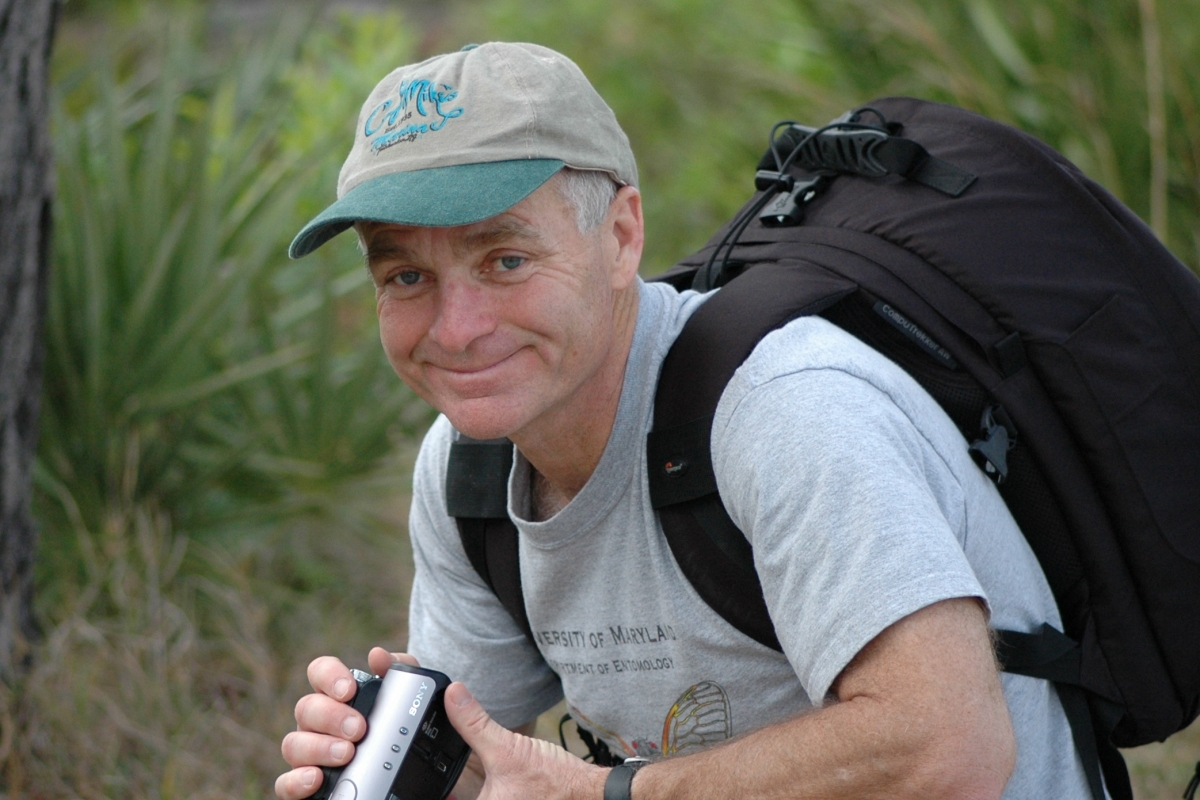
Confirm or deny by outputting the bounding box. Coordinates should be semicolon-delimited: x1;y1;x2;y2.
362;177;644;448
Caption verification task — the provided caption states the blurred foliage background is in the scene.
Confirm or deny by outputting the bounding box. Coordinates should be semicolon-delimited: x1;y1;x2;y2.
7;0;1197;797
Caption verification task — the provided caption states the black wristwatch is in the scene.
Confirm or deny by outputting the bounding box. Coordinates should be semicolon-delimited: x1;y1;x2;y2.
604;758;650;800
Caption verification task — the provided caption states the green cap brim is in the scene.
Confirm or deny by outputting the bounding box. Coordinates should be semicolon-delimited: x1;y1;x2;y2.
289;158;565;258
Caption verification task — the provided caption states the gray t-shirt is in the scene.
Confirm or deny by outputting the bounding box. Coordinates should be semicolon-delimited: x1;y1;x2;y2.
407;279;1092;798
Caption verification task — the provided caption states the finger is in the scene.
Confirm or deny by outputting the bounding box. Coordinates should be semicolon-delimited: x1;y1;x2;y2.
443;682;512;763
307;655;357;702
294;692;367;740
281;730;356;769
368;646;418;677
274;766;323;800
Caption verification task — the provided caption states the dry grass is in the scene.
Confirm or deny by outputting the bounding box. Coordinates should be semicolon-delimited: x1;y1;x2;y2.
5;456;416;800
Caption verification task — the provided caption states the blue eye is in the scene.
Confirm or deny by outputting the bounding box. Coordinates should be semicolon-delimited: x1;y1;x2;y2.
397;270;421;285
498;256;524;271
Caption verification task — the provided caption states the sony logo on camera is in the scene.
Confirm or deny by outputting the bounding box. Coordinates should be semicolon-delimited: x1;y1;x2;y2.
409;681;429;716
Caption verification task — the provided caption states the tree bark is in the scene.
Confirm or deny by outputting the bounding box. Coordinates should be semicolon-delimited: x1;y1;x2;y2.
0;0;58;679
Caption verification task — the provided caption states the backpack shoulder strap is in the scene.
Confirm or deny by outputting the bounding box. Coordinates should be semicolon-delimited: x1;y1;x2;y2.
446;436;534;643
647;261;856;652
997;626;1130;800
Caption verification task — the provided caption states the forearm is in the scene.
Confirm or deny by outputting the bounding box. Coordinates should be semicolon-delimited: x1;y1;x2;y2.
631;599;1014;800
631;692;1005;800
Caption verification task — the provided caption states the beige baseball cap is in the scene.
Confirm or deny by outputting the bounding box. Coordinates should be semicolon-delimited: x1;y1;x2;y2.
289;42;638;258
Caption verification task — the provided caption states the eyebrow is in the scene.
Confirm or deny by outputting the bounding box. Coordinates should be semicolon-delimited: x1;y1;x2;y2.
363;240;421;275
451;217;544;258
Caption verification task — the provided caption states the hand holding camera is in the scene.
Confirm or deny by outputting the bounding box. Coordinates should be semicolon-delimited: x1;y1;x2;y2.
278;650;470;800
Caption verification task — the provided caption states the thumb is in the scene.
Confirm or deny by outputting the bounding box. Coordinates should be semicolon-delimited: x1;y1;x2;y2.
444;682;513;762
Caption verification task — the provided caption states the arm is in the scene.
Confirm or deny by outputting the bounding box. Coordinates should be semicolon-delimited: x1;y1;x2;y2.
630;597;1014;799
442;597;1015;800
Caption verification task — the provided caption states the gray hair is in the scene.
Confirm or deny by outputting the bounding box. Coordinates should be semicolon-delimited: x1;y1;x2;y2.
556;168;619;233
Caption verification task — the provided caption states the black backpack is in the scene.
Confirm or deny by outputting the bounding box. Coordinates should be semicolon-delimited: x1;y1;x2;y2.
444;97;1200;800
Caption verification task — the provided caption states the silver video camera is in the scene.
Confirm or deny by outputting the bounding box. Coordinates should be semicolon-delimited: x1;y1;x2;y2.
311;664;471;800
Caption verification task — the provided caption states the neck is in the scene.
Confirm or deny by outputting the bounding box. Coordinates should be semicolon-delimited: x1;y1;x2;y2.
511;283;640;503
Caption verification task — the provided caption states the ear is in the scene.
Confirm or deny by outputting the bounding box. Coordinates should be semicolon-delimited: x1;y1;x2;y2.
605;186;644;291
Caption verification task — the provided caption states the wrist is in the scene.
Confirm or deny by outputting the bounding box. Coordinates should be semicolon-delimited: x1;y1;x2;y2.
604;758;650;800
573;761;611;800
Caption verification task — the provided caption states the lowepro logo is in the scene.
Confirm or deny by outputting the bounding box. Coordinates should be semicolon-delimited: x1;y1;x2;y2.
409;681;429;717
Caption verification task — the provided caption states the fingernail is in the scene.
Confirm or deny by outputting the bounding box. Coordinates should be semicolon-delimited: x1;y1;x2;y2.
342;716;360;737
302;769;316;788
334;678;352;699
331;741;349;761
450;683;474;708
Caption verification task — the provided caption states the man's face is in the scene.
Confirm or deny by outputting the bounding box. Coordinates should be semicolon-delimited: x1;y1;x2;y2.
362;179;642;442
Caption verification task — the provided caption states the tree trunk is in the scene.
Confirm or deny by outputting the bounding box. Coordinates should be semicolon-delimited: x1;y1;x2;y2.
0;0;58;679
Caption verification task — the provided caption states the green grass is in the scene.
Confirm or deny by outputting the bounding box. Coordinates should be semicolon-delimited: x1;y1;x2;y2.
14;10;433;796
37;6;432;598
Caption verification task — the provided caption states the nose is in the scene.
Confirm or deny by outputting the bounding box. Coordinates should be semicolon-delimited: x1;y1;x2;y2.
425;277;497;354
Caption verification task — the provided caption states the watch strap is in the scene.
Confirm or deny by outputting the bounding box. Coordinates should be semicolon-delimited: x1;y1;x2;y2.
604;759;649;800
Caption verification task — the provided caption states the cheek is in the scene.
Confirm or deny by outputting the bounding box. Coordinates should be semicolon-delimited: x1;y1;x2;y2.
563;271;617;348
377;302;426;378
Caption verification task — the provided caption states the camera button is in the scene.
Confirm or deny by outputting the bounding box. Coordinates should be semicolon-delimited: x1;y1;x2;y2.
329;780;357;800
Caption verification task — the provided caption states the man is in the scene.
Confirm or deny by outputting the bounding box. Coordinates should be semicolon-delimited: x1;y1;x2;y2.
276;42;1093;799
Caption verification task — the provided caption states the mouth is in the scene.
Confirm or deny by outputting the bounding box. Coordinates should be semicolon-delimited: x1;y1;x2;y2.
429;351;517;376
422;348;529;393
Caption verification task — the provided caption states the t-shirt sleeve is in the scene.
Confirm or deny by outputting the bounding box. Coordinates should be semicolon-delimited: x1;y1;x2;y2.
711;337;986;704
406;416;563;728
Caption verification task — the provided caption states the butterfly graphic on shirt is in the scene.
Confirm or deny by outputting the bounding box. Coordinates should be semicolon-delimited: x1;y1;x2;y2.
569;680;732;759
661;681;732;755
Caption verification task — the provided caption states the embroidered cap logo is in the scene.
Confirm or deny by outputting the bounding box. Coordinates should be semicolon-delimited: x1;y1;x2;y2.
364;78;464;154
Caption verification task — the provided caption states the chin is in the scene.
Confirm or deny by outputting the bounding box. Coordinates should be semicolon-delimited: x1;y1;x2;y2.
440;398;533;442
446;418;516;441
